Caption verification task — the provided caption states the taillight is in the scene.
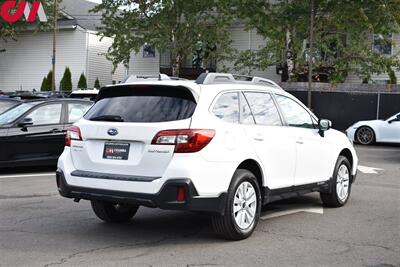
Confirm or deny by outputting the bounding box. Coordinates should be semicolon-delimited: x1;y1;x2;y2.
151;129;215;153
66;126;82;146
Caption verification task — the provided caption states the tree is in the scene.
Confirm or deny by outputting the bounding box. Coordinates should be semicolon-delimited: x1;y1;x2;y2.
41;70;53;91
77;73;87;89
233;0;400;83
60;67;72;91
92;0;235;77
40;77;47;91
94;77;101;89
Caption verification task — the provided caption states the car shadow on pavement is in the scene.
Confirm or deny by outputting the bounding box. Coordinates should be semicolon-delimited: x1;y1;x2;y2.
67;194;324;243
81;209;220;243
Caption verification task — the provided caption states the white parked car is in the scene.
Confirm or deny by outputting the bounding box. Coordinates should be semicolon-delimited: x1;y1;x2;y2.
346;112;400;145
57;73;358;240
69;89;99;101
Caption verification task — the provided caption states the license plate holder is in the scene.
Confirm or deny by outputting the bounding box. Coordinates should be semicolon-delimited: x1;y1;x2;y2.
103;142;130;160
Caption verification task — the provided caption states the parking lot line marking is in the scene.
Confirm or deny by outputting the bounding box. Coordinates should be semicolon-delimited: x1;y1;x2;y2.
0;173;55;179
357;165;384;174
260;204;323;220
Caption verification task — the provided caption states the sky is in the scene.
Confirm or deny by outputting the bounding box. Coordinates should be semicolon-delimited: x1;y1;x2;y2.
87;0;102;3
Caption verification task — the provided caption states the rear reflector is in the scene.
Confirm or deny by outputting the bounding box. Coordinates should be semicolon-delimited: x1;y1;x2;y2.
66;126;82;146
176;186;186;202
151;129;215;153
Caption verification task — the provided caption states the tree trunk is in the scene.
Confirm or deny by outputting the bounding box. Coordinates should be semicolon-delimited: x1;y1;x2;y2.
171;28;180;77
285;29;295;81
172;54;181;77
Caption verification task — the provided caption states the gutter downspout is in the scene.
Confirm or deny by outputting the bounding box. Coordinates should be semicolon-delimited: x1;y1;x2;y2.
85;31;90;87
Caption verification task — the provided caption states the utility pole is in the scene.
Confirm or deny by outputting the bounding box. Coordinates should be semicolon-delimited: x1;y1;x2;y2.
307;0;315;109
52;0;58;92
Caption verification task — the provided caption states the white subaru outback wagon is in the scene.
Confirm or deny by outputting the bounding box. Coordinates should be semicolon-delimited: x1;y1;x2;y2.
57;73;358;240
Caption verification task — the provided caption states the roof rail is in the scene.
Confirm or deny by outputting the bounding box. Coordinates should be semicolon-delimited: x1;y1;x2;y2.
195;73;236;84
123;74;171;83
195;72;282;89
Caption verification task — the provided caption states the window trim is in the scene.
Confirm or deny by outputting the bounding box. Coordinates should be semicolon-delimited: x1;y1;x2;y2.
239;91;256;125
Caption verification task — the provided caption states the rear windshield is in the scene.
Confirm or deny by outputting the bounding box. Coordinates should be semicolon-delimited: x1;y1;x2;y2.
84;85;196;123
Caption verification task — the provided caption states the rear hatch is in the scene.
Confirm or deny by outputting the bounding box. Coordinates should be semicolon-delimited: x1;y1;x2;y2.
70;84;197;177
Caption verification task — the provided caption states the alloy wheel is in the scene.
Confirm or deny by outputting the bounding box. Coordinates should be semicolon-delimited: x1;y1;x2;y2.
233;181;257;230
357;127;374;145
336;164;350;202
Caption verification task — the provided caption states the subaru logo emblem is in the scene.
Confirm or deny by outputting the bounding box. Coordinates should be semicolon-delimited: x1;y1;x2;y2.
107;128;118;136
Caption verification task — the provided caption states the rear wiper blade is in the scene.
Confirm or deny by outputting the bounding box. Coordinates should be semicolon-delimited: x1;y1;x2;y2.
90;115;124;122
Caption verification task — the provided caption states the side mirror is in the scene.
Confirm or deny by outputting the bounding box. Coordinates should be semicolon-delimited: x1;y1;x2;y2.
18;117;33;128
318;119;332;137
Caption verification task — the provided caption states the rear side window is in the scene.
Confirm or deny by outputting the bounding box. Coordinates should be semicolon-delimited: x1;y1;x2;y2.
27;103;62;126
244;92;282;126
84;85;196;123
212;92;239;123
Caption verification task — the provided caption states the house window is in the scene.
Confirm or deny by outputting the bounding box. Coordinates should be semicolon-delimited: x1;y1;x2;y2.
372;79;389;85
143;44;155;58
373;34;392;55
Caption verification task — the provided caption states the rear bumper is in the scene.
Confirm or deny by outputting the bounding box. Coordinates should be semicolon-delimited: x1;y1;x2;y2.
56;169;227;214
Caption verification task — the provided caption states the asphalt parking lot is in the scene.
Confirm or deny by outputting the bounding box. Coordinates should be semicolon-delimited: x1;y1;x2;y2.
0;145;399;267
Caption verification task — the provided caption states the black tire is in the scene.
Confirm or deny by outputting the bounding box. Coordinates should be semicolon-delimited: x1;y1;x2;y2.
211;169;261;240
91;200;139;223
320;156;352;207
355;126;375;145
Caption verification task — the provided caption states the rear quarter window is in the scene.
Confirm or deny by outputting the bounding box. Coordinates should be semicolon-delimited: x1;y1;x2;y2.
212;92;239;123
84;85;196;123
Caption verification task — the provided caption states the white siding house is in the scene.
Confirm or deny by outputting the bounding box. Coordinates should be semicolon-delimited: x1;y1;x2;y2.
345;33;400;84
128;46;160;76
0;30;86;91
87;32;126;87
0;0;126;92
218;24;280;81
2;0;397;90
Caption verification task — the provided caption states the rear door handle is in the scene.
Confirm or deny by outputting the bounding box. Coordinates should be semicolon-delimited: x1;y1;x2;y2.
51;128;63;133
253;134;264;141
